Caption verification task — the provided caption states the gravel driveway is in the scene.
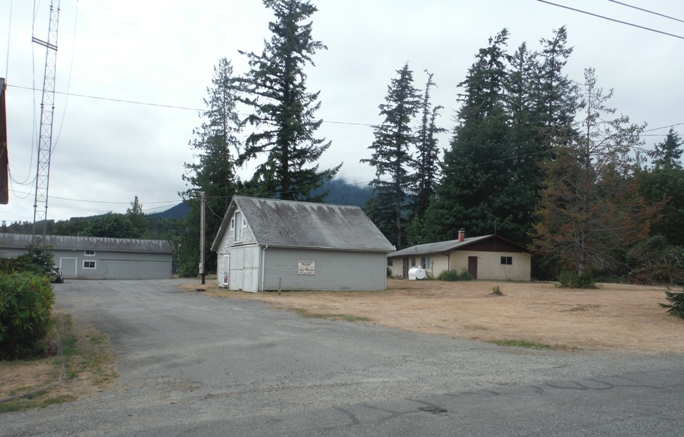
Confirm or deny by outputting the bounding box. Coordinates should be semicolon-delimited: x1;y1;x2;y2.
2;280;682;436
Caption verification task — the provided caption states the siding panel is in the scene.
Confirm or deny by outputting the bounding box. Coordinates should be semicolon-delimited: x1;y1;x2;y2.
264;249;386;291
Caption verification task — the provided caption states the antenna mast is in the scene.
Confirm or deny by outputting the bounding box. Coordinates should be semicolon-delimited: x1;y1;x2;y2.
32;0;61;243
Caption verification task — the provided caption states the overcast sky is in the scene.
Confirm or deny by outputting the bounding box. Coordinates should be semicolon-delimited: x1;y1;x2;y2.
1;0;682;223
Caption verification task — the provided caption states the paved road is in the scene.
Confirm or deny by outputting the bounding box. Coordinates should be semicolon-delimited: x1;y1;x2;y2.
2;280;683;436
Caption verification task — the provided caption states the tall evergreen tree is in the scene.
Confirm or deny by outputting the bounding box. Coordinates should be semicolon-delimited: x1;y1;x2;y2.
423;30;527;242
532;68;654;275
638;129;684;246
238;0;339;200
126;196;146;238
535;26;578;144
361;64;421;249
180;58;240;276
410;71;444;221
649;128;683;170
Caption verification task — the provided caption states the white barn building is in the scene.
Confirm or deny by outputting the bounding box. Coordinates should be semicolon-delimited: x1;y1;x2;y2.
211;196;395;292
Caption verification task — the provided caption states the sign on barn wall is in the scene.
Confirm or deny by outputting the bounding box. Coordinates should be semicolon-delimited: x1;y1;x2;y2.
298;260;315;276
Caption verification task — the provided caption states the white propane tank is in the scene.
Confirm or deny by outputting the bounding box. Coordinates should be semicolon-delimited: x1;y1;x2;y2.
408;267;427;280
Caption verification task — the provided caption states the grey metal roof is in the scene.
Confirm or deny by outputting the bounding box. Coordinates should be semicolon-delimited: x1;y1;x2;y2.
211;196;396;253
388;235;493;258
0;233;173;254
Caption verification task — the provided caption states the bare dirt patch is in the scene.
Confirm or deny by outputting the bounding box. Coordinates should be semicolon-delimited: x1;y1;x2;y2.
179;279;684;352
0;309;118;413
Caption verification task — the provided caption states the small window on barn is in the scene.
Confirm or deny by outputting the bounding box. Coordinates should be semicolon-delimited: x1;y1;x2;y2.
230;218;235;230
501;256;512;265
83;260;96;269
411;257;416;267
233;211;243;243
85;250;95;256
387;258;393;266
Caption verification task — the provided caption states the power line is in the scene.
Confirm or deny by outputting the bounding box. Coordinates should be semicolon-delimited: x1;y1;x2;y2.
9;84;205;111
6;84;379;127
9;85;682;134
538;0;684;40
608;0;684;24
7;189;181;205
642;122;684;133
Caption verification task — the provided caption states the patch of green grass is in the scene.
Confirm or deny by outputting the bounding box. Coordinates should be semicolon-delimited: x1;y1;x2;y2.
0;394;77;413
490;339;580;351
288;308;370;322
328;314;371;322
88;332;107;344
564;304;600;312
464;325;490;331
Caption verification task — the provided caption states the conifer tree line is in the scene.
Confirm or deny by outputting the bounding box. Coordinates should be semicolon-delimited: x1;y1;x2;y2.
361;27;684;283
175;0;683;282
2;0;680;283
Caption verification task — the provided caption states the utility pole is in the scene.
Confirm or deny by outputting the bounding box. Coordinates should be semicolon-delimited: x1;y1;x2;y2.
32;0;61;245
199;191;206;285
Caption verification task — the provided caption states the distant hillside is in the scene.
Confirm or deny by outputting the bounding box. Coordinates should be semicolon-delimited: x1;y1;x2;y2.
315;178;373;208
146;202;190;220
146;179;373;221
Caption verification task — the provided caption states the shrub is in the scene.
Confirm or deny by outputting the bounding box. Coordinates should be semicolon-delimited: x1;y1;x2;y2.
557;271;598;289
438;268;473;281
0;272;55;360
0;243;55;276
626;236;684;285
659;290;684;319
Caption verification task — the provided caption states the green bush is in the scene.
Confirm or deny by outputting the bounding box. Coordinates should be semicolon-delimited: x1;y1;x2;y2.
0;243;55;276
0;272;55;360
557;271;598;289
659;290;684;319
438;268;473;281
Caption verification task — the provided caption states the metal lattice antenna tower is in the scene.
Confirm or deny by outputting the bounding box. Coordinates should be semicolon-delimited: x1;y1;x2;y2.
32;0;61;244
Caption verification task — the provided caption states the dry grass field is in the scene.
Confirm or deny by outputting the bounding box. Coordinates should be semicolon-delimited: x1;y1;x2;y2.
185;278;684;352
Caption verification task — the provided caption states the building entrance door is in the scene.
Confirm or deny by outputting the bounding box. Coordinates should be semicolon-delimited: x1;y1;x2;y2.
468;256;478;280
60;257;77;278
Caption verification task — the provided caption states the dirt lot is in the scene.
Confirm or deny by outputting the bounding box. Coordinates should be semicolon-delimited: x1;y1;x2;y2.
185;279;684;352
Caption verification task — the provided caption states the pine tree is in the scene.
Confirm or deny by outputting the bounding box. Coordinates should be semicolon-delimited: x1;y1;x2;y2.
410;71;445;221
535;26;578;144
238;0;339;200
126;196;146;238
649;128;683;170
180;58;241;276
637;129;684;246
361;64;421;249
423;30;524;242
532;68;654;275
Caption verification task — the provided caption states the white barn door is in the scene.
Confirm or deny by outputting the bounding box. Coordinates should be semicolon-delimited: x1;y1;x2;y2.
220;255;230;287
243;246;260;292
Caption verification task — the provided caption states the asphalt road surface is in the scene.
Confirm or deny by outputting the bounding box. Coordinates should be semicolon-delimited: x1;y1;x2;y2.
2;280;683;436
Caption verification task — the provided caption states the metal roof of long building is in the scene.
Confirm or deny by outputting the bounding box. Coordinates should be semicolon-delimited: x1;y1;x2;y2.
0;233;173;254
211;196;396;253
388;235;494;258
